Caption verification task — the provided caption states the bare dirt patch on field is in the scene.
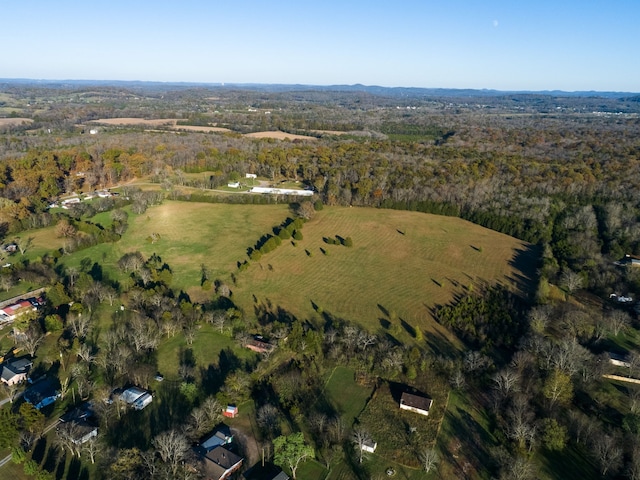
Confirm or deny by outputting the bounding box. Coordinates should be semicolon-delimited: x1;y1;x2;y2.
0;118;33;127
244;130;317;141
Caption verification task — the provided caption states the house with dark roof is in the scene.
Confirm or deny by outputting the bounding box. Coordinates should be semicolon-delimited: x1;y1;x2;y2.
201;445;243;480
400;392;433;416
0;357;33;386
24;378;60;410
59;402;98;445
242;464;289;480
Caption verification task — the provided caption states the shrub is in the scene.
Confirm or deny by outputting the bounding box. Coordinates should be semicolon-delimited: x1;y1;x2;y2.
314;199;324;211
293;231;303;241
249;250;262;261
202;279;213;291
278;229;291;239
344;236;353;247
44;314;63;333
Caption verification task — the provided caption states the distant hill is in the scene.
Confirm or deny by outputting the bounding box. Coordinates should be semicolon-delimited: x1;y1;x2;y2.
0;78;637;99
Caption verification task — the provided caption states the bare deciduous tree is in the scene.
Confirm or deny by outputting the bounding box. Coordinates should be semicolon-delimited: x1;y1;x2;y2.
257;404;281;438
492;368;520;400
419;448;439;473
605;309;631;336
18;325;45;357
352;427;372;464
591;434;622;477
560;269;583;293
152;429;189;476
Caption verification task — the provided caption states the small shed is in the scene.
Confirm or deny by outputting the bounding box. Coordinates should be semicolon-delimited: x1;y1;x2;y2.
223;405;238;418
361;438;377;453
400;392;433;416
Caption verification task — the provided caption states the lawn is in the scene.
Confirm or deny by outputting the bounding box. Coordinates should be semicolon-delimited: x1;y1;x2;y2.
155;323;259;380
322;367;372;427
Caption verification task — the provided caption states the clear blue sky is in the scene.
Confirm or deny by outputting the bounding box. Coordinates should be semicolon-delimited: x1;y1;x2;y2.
2;0;639;92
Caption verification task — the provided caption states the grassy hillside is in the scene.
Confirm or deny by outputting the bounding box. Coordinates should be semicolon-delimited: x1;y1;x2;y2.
234;206;538;340
44;202;538;344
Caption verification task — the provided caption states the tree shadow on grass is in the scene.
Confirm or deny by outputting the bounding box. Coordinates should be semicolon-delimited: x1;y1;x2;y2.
32;436;47;465
400;319;415;338
425;329;458;360
42;444;59;472
507;244;542;300
55;452;67;480
439;406;498;478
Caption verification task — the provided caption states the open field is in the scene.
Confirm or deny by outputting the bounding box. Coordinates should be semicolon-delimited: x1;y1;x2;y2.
244;131;318;141
56;202;291;300
172;125;231;133
87;118;231;133
233;206;538;339
0;118;33;127
48;202;538;339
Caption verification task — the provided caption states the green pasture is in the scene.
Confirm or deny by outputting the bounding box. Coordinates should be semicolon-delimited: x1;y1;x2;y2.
233;205;537;340
55;201;292;300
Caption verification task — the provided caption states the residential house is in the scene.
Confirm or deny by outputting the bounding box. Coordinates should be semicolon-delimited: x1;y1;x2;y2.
58;407;98;446
24;379;60;410
119;386;153;410
246;336;275;355
626;254;640;267
400;392;433;416
200;424;233;452
242;464;289;480
0;357;33;385
0;298;39;323
201;445;243;480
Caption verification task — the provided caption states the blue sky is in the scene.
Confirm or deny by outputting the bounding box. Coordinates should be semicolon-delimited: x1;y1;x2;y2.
2;0;639;92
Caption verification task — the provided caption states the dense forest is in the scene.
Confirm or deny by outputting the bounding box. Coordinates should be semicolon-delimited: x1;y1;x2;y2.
1;82;640;479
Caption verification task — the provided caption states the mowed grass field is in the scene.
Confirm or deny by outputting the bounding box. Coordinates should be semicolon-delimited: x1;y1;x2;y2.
234;206;538;339
54;202;292;300
36;201;536;340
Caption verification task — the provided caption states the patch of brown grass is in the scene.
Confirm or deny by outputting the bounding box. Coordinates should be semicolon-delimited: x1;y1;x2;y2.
0;118;33;126
244;131;317;141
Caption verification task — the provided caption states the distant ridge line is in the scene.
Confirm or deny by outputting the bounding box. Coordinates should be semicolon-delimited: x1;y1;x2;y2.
0;78;637;99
